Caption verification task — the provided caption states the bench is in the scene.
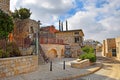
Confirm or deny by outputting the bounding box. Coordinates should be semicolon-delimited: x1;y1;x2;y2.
71;59;90;69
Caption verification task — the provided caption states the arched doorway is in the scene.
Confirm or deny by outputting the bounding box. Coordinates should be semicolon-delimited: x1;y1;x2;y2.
61;49;64;57
47;49;57;59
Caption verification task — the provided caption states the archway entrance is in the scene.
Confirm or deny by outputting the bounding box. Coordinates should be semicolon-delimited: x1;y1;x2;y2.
61;49;64;57
47;49;57;59
112;49;116;57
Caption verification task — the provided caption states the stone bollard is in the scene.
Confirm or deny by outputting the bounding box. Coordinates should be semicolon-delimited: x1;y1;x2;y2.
63;61;65;70
50;61;52;71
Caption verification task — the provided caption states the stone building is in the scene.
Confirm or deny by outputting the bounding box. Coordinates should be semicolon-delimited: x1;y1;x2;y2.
83;39;97;48
11;19;39;56
0;0;10;14
40;25;59;34
56;29;84;57
115;37;120;60
39;26;65;60
40;25;58;40
83;39;102;52
102;38;116;57
13;19;39;48
39;25;63;44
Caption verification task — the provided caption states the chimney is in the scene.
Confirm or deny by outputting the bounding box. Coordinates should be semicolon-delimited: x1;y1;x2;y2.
61;22;63;31
59;20;61;31
66;20;68;31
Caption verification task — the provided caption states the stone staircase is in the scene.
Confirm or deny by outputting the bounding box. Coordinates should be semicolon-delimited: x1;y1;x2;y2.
38;44;49;64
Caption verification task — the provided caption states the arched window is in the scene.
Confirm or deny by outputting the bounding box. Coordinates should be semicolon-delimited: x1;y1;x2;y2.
30;26;34;33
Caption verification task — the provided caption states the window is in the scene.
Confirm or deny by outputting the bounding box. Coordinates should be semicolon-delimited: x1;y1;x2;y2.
74;32;79;35
75;37;79;43
30;26;34;33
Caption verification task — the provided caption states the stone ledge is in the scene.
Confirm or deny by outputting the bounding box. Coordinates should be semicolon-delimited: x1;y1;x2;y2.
0;55;38;78
57;62;103;80
71;59;90;69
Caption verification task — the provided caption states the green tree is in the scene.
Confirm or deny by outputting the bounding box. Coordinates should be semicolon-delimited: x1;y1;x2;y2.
12;8;32;19
80;46;96;62
0;9;14;39
79;53;96;62
0;9;14;57
82;46;94;53
12;9;19;19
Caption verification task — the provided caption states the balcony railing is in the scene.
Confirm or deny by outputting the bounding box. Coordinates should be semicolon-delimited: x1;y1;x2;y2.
40;37;64;44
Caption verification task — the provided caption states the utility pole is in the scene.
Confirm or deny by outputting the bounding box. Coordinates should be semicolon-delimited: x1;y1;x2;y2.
66;20;68;31
36;20;41;55
59;20;61;31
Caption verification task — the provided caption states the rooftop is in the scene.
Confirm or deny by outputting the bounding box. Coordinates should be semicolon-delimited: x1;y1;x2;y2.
55;29;84;36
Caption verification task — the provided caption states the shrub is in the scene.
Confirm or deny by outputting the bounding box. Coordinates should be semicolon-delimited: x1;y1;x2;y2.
0;42;21;58
82;46;94;53
0;49;3;58
2;52;10;58
7;42;21;57
0;49;10;58
79;53;96;62
12;8;31;19
0;9;14;39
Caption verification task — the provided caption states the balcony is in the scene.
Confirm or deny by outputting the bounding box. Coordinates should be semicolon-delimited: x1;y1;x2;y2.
40;37;64;44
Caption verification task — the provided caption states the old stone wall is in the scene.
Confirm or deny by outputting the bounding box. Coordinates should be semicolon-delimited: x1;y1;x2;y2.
14;19;38;48
70;44;81;57
40;44;65;59
102;38;116;57
56;31;83;57
116;37;120;60
56;30;84;45
0;0;10;14
0;55;38;78
56;32;74;45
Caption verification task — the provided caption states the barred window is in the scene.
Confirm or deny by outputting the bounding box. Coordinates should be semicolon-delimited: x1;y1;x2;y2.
74;32;79;35
75;37;79;43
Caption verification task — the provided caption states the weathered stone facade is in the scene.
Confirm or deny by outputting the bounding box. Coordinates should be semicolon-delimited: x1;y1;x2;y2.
40;44;65;60
13;19;38;48
14;19;38;38
0;0;10;14
71;59;90;69
102;38;116;57
56;29;84;57
115;37;120;60
39;26;65;60
0;55;38;78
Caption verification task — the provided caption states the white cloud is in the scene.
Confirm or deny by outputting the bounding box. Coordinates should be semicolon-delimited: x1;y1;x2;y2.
10;0;120;42
10;0;74;25
64;0;120;42
10;0;18;11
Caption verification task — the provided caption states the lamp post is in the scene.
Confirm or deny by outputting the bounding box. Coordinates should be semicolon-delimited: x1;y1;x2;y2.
36;20;41;55
94;48;96;57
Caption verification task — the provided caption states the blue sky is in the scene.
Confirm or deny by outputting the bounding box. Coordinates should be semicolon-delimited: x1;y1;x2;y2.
10;0;120;42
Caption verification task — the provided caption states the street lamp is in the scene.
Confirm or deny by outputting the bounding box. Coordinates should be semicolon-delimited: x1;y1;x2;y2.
36;20;41;55
94;48;96;57
92;43;96;57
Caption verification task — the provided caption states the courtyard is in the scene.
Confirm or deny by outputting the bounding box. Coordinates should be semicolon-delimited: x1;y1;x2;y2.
1;57;102;80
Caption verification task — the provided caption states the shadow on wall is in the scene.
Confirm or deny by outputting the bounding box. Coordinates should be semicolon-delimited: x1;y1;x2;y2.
61;49;64;57
47;49;57;60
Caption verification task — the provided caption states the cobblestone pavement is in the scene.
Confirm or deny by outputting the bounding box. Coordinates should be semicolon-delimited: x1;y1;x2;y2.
1;58;102;80
75;53;120;80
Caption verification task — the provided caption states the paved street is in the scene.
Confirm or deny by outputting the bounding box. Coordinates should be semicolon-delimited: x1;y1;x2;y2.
1;58;101;80
1;52;120;80
75;52;120;80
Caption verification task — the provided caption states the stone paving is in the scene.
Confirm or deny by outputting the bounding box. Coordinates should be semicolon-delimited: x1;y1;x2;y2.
74;57;120;80
1;58;102;80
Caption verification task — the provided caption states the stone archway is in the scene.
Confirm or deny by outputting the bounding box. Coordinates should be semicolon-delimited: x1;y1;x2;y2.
61;49;64;57
47;49;57;59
